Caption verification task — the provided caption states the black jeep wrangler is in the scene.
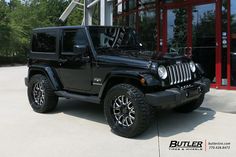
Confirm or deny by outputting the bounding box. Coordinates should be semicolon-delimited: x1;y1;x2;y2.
25;26;210;138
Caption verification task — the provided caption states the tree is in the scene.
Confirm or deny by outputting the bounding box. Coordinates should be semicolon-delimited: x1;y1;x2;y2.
0;0;11;56
171;8;187;52
0;0;84;63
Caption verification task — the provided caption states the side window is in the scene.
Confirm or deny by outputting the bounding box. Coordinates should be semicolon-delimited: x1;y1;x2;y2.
32;31;57;53
62;29;88;54
62;31;76;52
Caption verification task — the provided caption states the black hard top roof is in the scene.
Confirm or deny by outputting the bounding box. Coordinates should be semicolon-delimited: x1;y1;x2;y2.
33;25;126;31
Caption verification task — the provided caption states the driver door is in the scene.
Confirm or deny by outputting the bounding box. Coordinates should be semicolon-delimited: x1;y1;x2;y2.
58;28;92;92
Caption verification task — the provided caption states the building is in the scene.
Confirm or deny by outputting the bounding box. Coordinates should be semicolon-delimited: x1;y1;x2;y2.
61;0;236;90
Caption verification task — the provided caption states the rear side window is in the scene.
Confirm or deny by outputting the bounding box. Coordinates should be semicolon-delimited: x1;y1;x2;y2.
32;31;57;53
62;29;88;53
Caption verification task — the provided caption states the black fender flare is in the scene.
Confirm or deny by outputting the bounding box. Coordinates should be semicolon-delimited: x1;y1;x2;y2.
28;65;61;90
98;71;161;98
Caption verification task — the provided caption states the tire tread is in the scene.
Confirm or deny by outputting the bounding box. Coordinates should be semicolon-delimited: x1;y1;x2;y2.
104;83;152;137
28;74;58;113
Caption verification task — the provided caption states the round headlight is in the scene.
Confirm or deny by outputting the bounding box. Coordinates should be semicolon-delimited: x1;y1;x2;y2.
189;61;196;72
158;65;168;79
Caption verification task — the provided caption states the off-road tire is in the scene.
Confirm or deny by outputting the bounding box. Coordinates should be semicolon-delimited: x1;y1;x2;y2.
104;84;152;138
28;74;58;113
174;94;205;113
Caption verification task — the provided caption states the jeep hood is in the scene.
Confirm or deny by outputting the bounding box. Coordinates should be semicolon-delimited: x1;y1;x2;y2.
97;55;154;70
97;52;189;70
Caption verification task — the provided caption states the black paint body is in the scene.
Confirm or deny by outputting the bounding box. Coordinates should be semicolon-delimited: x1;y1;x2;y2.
26;26;210;107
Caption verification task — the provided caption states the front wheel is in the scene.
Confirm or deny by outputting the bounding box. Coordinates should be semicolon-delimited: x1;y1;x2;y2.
174;94;205;113
104;84;152;138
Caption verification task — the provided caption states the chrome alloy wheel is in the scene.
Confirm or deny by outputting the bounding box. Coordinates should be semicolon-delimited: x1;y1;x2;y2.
33;81;45;106
112;95;135;127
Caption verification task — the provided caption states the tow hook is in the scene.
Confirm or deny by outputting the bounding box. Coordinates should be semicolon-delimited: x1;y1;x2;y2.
198;86;202;93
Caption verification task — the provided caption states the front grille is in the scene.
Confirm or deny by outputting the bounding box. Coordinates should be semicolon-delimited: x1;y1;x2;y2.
167;63;192;85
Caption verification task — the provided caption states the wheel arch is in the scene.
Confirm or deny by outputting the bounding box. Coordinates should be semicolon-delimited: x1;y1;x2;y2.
28;65;61;90
99;74;145;100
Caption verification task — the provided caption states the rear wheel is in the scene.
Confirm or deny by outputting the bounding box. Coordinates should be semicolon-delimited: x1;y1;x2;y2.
104;84;152;138
28;74;58;113
174;94;205;113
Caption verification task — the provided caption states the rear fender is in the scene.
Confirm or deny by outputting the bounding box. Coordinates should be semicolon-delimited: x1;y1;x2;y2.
28;65;61;90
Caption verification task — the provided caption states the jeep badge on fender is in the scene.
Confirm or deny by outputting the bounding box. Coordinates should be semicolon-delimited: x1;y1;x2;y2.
25;26;210;138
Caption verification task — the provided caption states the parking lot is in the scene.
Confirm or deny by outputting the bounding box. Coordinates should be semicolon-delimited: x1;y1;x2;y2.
0;66;236;157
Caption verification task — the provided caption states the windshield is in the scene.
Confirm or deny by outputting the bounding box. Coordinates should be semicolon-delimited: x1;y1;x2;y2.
88;27;144;55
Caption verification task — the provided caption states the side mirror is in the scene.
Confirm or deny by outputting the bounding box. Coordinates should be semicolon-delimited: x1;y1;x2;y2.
73;45;87;56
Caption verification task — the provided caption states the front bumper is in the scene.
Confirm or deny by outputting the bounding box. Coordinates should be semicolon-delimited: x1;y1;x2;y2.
145;78;210;109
